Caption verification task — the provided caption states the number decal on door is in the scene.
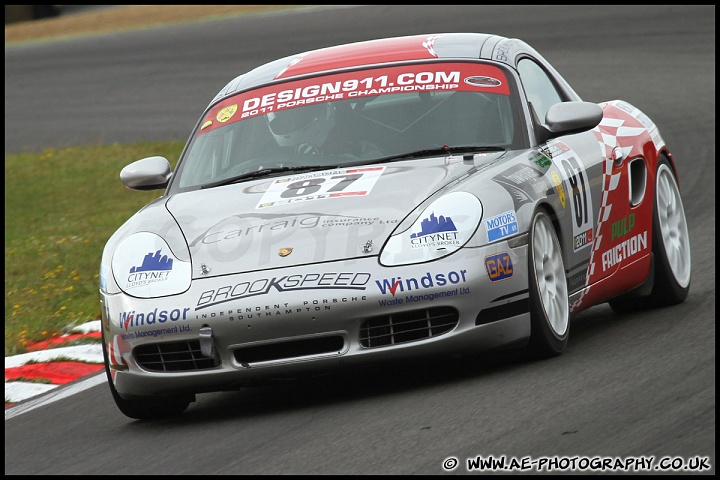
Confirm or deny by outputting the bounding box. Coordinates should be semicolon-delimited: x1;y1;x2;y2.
555;152;594;252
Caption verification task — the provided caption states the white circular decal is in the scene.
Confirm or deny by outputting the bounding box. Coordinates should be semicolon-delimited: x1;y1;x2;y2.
381;191;482;265
111;232;191;298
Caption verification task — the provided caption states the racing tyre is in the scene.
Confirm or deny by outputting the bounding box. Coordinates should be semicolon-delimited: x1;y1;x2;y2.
609;156;691;312
101;330;192;420
527;210;569;358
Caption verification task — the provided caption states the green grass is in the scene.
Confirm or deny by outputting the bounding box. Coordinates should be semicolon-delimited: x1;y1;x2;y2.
5;142;184;356
5;377;53;384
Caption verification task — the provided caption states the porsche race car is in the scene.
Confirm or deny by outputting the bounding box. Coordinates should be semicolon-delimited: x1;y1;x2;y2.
100;32;692;419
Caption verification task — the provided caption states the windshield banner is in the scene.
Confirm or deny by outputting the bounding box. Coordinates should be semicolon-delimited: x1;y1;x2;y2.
200;63;510;135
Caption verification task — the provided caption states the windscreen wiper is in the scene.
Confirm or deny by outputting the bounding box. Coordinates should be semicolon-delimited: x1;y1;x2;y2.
366;145;505;165
201;165;338;189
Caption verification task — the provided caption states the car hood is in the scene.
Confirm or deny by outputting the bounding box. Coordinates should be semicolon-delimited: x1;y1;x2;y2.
165;155;505;278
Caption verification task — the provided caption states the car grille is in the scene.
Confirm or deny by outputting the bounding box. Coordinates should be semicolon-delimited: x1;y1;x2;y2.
359;306;458;348
134;340;220;372
234;335;345;365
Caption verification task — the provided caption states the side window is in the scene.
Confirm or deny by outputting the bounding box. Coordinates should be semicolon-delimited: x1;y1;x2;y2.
517;58;563;124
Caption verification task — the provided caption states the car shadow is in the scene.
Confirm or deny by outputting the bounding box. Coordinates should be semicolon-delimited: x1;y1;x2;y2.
124;300;694;426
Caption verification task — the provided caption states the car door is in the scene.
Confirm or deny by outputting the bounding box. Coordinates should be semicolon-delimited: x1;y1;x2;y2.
517;58;628;294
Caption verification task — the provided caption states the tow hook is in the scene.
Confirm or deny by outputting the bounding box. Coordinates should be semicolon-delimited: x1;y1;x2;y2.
199;326;214;358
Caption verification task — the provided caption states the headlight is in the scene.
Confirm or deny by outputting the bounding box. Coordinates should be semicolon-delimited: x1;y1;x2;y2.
111;232;192;298
379;191;483;266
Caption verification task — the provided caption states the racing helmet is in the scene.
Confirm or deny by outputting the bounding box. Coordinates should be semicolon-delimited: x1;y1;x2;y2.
267;102;336;148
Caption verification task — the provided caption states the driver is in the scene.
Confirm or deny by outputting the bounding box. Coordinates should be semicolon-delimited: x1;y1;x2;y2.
266;102;384;159
267;103;336;155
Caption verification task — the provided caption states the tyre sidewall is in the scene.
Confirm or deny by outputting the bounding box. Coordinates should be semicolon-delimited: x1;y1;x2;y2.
528;210;569;357
650;157;691;305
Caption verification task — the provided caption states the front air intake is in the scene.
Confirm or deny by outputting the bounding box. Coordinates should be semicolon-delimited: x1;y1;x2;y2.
134;340;220;372
359;306;458;348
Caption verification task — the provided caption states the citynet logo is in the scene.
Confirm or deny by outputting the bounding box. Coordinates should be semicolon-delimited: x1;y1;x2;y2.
125;249;173;289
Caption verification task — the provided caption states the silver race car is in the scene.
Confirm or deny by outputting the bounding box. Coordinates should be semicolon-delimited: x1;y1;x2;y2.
100;33;692;419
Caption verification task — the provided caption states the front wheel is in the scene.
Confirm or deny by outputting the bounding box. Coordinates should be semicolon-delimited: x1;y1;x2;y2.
527;210;570;358
101;330;192;420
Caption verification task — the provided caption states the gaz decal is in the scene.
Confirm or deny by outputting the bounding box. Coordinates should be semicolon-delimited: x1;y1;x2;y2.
256;166;385;209
485;252;513;282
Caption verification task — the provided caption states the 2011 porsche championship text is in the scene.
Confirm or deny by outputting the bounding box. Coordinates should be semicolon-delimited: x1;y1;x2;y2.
441;455;712;473
242;70;461;114
201;62;511;132
242;72;460;114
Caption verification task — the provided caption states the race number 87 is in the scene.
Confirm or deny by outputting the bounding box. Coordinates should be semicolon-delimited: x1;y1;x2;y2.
280;174;362;198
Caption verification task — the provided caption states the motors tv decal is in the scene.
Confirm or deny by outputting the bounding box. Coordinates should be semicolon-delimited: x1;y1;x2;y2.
485;210;518;242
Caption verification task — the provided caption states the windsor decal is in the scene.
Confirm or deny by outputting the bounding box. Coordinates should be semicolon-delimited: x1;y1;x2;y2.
375;269;471;306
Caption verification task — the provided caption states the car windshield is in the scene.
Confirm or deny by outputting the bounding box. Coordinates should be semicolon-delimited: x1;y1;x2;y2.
170;61;526;192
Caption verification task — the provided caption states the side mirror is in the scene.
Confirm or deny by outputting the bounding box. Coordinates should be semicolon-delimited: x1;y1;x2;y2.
120;156;172;190
545;101;603;137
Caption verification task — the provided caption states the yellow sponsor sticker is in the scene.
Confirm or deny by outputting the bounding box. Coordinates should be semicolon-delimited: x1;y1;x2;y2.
551;171;566;208
216;104;238;123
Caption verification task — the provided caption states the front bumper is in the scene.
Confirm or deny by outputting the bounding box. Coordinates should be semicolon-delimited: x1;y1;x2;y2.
101;244;531;398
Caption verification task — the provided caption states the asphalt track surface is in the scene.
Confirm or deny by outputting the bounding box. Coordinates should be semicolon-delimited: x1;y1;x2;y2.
5;5;715;475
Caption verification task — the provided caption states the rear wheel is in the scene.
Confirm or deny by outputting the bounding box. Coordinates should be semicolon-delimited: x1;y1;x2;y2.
609;156;691;312
101;330;192;420
527;210;569;358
